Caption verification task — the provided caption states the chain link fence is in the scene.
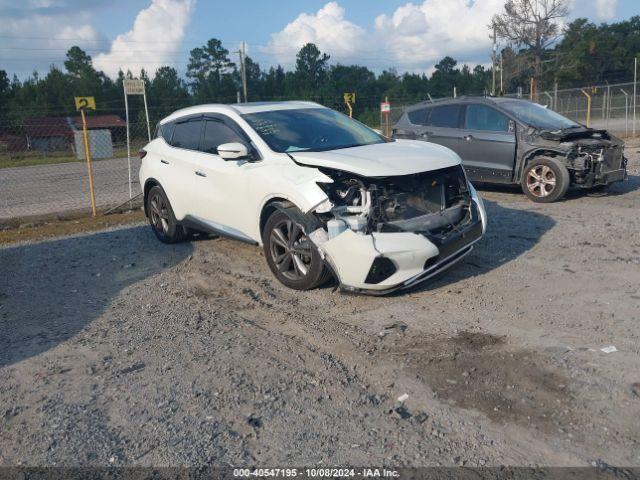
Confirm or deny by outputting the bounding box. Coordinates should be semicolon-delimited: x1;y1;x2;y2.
0;118;149;222
0;82;638;224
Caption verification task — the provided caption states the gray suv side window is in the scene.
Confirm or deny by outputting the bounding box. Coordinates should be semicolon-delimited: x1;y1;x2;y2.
465;104;509;132
407;108;430;125
428;105;461;128
171;118;202;150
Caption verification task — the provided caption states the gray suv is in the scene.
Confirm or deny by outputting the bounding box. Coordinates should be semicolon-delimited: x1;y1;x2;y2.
393;97;627;202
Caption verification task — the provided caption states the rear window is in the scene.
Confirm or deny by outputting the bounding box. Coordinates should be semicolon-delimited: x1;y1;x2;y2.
407;108;430;125
428;105;461;128
171;119;202;150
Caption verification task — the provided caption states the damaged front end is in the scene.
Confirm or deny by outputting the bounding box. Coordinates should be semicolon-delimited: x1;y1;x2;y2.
298;165;486;293
533;129;627;188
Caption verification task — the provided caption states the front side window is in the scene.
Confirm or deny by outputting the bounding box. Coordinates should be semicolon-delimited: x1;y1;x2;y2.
200;120;244;154
428;105;461;128
465;104;510;132
171;118;202;150
243;107;385;153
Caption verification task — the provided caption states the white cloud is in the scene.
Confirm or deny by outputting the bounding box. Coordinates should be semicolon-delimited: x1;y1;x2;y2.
0;7;100;77
94;0;196;78
262;2;367;67
263;0;505;73
373;0;505;71
594;0;618;20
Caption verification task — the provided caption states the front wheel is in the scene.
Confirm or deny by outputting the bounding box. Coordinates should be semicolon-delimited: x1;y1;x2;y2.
521;157;570;203
262;210;330;290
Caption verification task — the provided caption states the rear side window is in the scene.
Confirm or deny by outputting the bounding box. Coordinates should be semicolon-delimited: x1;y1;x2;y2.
465;104;509;132
428;105;461;128
200;120;244;154
171;119;202;150
407;108;430;125
157;122;174;143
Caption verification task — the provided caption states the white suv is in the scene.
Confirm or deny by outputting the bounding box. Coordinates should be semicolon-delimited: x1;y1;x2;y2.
139;101;486;294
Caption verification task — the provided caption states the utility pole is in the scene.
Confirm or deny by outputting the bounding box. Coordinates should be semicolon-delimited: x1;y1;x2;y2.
491;26;497;96
241;41;248;103
236;41;248;103
633;55;637;137
499;54;503;95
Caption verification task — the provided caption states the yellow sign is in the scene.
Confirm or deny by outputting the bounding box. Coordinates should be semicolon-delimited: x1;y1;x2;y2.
343;92;355;104
74;96;96;111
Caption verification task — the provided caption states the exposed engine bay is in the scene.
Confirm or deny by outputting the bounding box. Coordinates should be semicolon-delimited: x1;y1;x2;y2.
276;164;485;293
528;127;627;187
314;164;474;239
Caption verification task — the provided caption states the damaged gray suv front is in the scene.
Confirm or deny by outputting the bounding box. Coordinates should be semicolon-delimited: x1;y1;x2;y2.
393;97;627;203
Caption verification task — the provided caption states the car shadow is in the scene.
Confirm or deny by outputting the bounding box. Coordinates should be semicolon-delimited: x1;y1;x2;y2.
401;198;555;295
566;173;640;200
0;226;192;368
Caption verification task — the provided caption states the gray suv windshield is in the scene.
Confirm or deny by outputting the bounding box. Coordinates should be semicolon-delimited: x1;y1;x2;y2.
243;108;385;153
499;100;580;130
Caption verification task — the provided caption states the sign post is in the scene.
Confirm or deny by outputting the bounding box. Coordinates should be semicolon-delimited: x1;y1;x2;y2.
380;98;391;137
343;92;355;118
75;96;97;216
123;79;151;201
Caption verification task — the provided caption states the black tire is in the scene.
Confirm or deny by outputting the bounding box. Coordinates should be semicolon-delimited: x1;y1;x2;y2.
262;210;330;290
521;156;570;203
146;185;186;243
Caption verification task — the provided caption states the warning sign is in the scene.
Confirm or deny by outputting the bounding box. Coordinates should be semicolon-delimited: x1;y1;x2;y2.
74;96;96;111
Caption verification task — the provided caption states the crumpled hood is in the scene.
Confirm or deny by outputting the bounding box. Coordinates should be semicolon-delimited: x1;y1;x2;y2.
291;139;461;177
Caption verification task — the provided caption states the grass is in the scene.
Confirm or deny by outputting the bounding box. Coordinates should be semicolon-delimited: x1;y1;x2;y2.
0;209;146;245
0;145;147;169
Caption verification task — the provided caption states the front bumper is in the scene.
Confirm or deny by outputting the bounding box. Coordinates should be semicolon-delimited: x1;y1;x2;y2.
319;189;486;294
573;149;627;188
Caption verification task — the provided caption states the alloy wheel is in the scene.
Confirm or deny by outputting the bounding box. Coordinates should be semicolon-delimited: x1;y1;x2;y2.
526;165;557;198
149;192;170;234
269;219;313;281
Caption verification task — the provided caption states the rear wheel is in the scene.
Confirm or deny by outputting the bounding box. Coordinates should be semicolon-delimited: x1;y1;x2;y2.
262;210;330;290
146;186;186;243
521;157;570;203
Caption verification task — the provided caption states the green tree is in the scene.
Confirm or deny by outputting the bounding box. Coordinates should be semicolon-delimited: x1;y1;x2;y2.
186;38;237;101
429;56;460;97
294;43;330;94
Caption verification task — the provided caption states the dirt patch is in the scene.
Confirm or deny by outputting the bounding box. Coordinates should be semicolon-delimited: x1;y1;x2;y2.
383;331;575;433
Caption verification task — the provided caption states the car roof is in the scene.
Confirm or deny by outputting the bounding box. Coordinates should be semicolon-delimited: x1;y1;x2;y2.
161;101;325;123
402;95;532;112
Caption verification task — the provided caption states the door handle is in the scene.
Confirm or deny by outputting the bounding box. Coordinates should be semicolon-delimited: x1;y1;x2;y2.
160;159;169;164
464;134;474;141
195;170;207;177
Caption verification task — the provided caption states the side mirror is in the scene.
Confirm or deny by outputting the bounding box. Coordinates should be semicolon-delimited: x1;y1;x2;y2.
508;119;516;133
218;142;249;160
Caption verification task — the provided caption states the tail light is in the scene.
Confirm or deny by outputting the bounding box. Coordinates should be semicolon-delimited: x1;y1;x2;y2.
138;149;147;159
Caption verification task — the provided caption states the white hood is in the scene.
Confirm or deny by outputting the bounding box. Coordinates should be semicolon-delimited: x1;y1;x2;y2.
291;139;461;177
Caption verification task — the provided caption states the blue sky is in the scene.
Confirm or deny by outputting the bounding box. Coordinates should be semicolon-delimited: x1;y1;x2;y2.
0;0;637;79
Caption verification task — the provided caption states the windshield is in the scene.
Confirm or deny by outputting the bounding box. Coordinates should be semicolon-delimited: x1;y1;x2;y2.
499;100;580;130
242;107;385;153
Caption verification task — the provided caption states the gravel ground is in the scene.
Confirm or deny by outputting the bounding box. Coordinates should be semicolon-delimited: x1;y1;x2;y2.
1;145;639;467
